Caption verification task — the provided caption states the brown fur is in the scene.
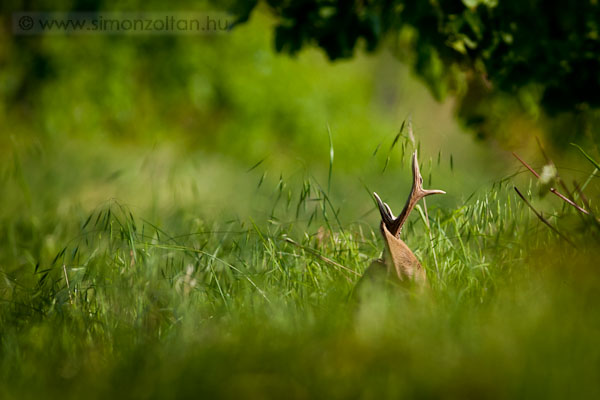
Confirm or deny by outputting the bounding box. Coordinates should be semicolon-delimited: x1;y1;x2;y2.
359;151;443;290
380;222;426;283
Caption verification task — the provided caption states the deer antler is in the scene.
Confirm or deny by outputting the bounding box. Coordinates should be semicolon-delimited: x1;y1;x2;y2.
356;150;445;287
374;151;445;237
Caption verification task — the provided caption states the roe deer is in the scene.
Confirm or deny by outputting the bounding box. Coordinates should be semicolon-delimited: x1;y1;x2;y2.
360;151;445;287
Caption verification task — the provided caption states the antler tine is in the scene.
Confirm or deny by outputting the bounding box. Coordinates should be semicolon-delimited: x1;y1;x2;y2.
374;192;394;227
388;151;445;237
383;202;395;220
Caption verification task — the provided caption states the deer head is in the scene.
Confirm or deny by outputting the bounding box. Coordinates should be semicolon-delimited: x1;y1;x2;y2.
371;151;445;283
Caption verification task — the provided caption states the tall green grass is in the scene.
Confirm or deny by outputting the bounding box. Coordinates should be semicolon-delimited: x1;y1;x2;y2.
2;139;599;399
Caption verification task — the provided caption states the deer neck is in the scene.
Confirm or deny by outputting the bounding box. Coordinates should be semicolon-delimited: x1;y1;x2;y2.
380;222;424;282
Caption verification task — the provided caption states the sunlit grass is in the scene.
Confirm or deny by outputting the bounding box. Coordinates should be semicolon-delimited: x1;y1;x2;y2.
2;136;600;399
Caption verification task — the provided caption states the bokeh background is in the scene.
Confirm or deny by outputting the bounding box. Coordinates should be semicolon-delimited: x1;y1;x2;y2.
2;1;600;399
1;1;521;228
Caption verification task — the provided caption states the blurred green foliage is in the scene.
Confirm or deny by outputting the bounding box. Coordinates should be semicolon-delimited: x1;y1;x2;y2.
2;0;413;169
235;0;600;144
1;0;504;221
2;1;600;398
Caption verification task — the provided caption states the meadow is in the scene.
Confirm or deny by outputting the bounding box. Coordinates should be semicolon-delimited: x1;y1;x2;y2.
2;7;600;399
